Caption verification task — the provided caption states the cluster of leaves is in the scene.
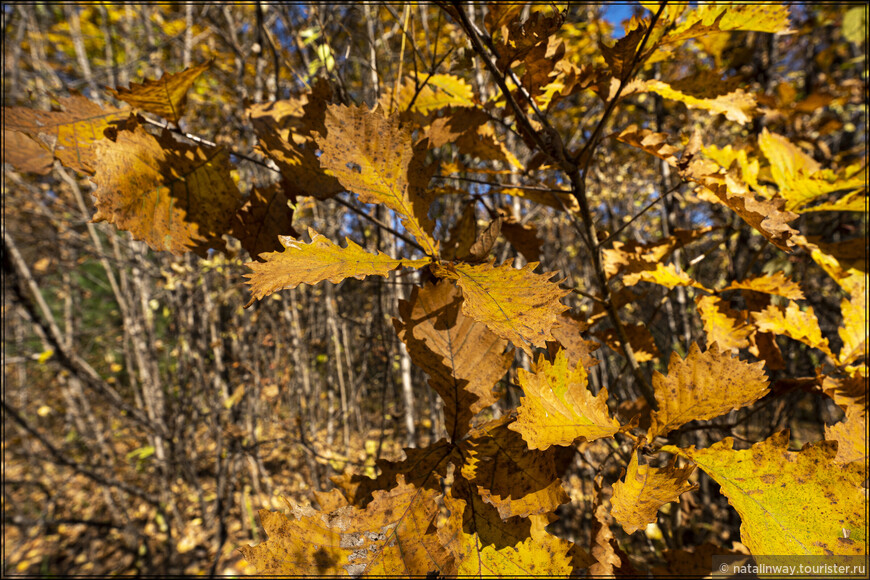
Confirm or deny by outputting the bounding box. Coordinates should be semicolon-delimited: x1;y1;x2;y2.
4;1;866;576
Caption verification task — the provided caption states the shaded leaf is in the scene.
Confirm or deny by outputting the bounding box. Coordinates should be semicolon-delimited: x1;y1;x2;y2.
316;103;439;256
4;94;129;174
548;312;600;369
500;216;543;263
437;493;575;578
231;183;297;260
595;324;660;363
751;301;834;358
245;228;429;305
2;130;53;175
610;452;697;535
589;474;621;576
600;24;647;79
91;122;241;255
652;542;746;577
240;475;452;576
432;259;569;356
462;416;570;520
839;291;867;365
107;61;209;124
648;343;769;439
510;349;619;450
663;431;866;556
394;281;512;439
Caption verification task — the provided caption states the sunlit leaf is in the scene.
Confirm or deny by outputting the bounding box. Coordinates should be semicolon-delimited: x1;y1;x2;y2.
663;431;866;556
245;228;429;305
644;79;755;124
825;406;867;470
5;94;129;174
432;259;569;356
510;349;619;450
648;343;769;439
610;452;696;535
722;271;805;300
316;103;439;256
696;296;754;352
751;301;834;359
231;183;297;260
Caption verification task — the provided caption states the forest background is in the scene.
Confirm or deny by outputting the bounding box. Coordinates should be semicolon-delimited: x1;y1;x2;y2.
2;2;867;576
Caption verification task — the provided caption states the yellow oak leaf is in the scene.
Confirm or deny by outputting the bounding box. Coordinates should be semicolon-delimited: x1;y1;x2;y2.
798;237;867;298
696;295;754;352
437;493;575;578
822;372;867;417
387;74;476;115
703;143;763;193
751;301;834;358
431;259;569;356
316;103;439;257
510;349;619;450
394;281;513;439
610;452;697;535
644;79;756;125
107;61;209;124
825;406;867;469
758;129;866;212
648;343;769;439
662;3;791;47
602;228;714;278
230;183;296;260
240;475;452;576
4;94;129;175
839;291;867;365
91;122;241;256
462;416;570;520
722;271;805;300
245;228;429;305
623;262;708;290
663;431;866;556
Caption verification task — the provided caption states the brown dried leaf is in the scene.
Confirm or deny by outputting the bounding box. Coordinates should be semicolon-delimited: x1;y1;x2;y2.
648;343;769;439
394;281;512;439
231;183;297;260
107;61;209;124
549;312;600;369
2;130;53;175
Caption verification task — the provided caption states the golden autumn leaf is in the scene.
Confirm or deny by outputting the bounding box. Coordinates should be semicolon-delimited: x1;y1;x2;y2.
751;301;834;359
825;407;867;469
461;416;570;520
696;295;754;352
4;94;129;174
240;475;452;576
822;372;867;417
245;228;429;305
663;431;867;556
759;129;866;212
431;259;568;356
661;3;791;47
623;262;708;290
799;237;868;298
722;271;805;300
648;343;769;439
316;103;439;256
839;291;867;365
393;281;513;439
617;126;798;251
510;349;619;450
91;122;241;256
387;74;476;115
643;79;756;124
2;130;53;175
437;493;575;578
602;227;714;278
610;452;697;535
107;61;209;124
230;183;297;260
